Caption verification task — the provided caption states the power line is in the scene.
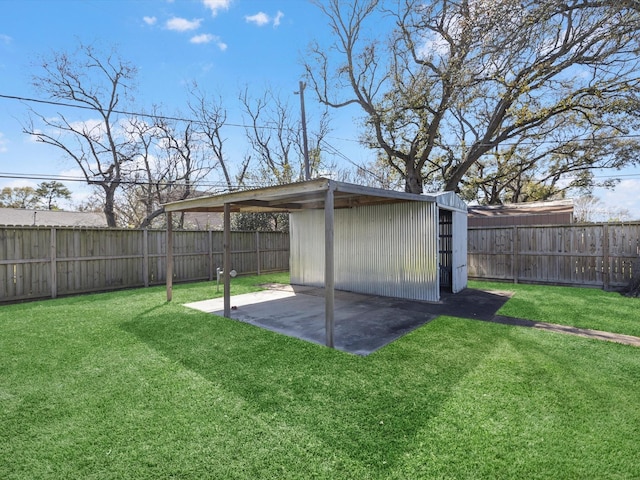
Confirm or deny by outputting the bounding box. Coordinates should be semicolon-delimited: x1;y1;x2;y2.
319;139;387;184
2;166;640;188
325;131;640;148
5;92;640;148
0;171;266;189
3;92;640;188
0;92;371;183
320;138;640;183
0;93;274;131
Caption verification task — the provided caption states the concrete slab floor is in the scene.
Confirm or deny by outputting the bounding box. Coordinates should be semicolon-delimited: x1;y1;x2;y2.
184;284;511;356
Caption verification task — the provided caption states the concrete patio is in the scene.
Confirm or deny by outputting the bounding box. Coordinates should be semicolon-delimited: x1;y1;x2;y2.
184;285;512;355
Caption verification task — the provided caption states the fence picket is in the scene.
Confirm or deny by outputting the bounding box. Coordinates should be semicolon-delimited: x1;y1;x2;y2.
0;227;289;303
469;222;639;288
2;221;637;302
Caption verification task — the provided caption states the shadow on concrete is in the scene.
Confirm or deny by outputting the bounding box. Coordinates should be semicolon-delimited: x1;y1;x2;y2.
184;285;512;355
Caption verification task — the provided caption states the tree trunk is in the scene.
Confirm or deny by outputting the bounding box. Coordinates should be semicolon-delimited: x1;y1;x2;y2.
404;163;423;194
139;208;165;229
103;186;117;227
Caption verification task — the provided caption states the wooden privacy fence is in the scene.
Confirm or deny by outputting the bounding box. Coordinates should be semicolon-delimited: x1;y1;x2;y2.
0;227;289;303
4;222;638;302
468;222;640;288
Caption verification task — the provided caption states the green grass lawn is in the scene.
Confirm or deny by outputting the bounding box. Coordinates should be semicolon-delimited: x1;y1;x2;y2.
1;274;639;479
470;279;640;337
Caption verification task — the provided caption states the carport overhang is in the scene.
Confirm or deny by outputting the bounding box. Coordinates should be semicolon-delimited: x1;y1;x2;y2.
162;178;459;348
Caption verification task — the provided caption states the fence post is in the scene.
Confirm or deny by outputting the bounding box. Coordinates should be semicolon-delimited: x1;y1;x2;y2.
223;203;231;318
143;228;149;288
50;227;57;299
208;229;214;281
256;231;261;275
602;223;610;290
166;212;173;302
513;226;519;284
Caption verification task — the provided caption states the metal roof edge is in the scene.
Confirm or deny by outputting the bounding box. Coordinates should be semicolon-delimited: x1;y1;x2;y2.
162;178;469;213
162;178;331;212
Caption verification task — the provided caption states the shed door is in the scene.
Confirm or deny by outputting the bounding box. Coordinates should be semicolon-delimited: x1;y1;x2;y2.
439;209;453;291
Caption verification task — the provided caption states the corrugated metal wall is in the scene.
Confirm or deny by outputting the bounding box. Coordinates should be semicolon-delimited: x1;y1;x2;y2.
290;202;440;302
289;210;325;286
451;210;468;293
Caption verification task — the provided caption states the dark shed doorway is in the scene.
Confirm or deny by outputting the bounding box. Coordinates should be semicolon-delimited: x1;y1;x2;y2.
439;209;453;291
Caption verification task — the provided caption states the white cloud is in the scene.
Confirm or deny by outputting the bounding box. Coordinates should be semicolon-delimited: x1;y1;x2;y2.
59;168;86;182
191;33;214;44
273;11;284;27
598;178;640;220
3;178;37;189
143;16;157;26
166;17;202;32
419;37;448;59
202;0;231;16
57;168;93;207
0;34;11;45
245;11;283;27
245;12;269;26
273;10;284;27
189;34;227;51
69;118;104;134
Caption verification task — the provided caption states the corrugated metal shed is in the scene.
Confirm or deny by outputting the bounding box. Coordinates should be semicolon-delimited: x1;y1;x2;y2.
163;178;468;348
290;202;441;302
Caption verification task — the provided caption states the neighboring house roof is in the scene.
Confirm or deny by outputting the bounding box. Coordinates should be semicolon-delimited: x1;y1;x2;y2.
468;199;574;227
0;208;108;227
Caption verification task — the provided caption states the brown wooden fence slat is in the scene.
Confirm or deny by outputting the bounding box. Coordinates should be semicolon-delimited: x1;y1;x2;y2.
0;227;289;303
3;221;636;302
469;222;639;288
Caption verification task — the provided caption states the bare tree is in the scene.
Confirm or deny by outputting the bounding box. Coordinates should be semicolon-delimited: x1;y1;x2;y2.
234;86;333;232
115;113;169;227
116;111;228;228
24;44;138;226
305;0;640;194
240;86;332;186
188;83;250;192
573;195;631;223
573;195;605;223
116;86;248;229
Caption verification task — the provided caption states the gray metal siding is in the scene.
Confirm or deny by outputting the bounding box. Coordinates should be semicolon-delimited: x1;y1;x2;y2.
290;210;325;286
451;210;468;293
290;202;440;301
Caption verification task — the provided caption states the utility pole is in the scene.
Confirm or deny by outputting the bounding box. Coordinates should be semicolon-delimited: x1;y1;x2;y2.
295;80;311;180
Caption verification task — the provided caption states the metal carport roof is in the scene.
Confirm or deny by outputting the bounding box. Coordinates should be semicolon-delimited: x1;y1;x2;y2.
162;178;466;348
162;178;464;214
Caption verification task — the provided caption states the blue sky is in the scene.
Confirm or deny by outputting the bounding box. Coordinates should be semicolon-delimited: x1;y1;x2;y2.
0;0;368;203
1;0;639;219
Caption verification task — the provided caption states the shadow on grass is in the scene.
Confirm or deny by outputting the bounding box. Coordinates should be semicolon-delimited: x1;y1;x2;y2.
121;309;503;469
